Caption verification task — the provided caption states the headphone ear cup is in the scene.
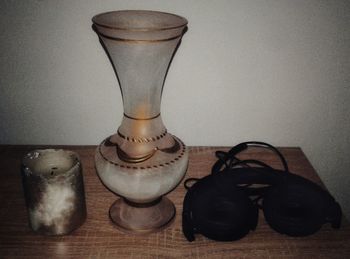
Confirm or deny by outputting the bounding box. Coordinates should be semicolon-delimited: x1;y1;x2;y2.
182;188;196;242
183;172;260;242
193;187;258;241
262;179;335;237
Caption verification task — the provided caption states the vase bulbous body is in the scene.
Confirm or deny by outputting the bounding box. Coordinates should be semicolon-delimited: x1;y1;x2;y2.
92;10;188;233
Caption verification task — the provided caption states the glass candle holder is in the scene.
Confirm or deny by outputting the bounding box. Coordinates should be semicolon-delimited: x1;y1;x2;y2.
21;149;87;235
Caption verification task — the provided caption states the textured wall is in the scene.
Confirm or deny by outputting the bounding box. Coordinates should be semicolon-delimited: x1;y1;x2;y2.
1;0;349;217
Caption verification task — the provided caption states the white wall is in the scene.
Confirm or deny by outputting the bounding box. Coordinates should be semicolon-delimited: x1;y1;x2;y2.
1;1;349;217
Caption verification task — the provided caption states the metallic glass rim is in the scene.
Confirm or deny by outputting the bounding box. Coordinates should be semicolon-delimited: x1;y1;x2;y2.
98;32;182;43
92;10;188;32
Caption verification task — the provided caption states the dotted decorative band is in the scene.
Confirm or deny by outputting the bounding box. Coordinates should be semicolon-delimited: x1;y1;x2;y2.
117;130;168;143
99;136;186;170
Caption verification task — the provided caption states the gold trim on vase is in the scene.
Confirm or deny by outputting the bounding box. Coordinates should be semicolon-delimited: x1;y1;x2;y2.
98;32;182;43
99;135;186;169
117;130;167;143
123;113;161;120
105;136;182;163
92;10;188;32
158;138;181;153
116;145;157;163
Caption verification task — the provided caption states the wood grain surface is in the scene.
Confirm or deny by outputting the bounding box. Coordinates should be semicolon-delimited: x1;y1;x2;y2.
0;145;349;259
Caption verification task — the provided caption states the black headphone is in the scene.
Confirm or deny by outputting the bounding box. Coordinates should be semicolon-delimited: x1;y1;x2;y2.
182;142;342;242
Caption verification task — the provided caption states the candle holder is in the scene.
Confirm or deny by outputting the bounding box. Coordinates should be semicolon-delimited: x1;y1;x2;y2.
21;149;86;235
92;10;189;233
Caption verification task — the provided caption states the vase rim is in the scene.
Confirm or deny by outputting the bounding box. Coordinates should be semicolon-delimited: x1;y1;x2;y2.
92;10;188;32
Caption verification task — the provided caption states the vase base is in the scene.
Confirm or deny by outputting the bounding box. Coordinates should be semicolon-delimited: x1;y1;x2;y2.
109;197;175;234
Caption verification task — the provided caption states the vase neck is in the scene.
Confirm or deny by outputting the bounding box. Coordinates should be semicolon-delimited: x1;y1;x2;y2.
93;10;187;120
101;37;181;120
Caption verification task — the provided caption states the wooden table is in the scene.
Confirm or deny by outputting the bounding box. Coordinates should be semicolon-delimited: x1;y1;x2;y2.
0;146;349;258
